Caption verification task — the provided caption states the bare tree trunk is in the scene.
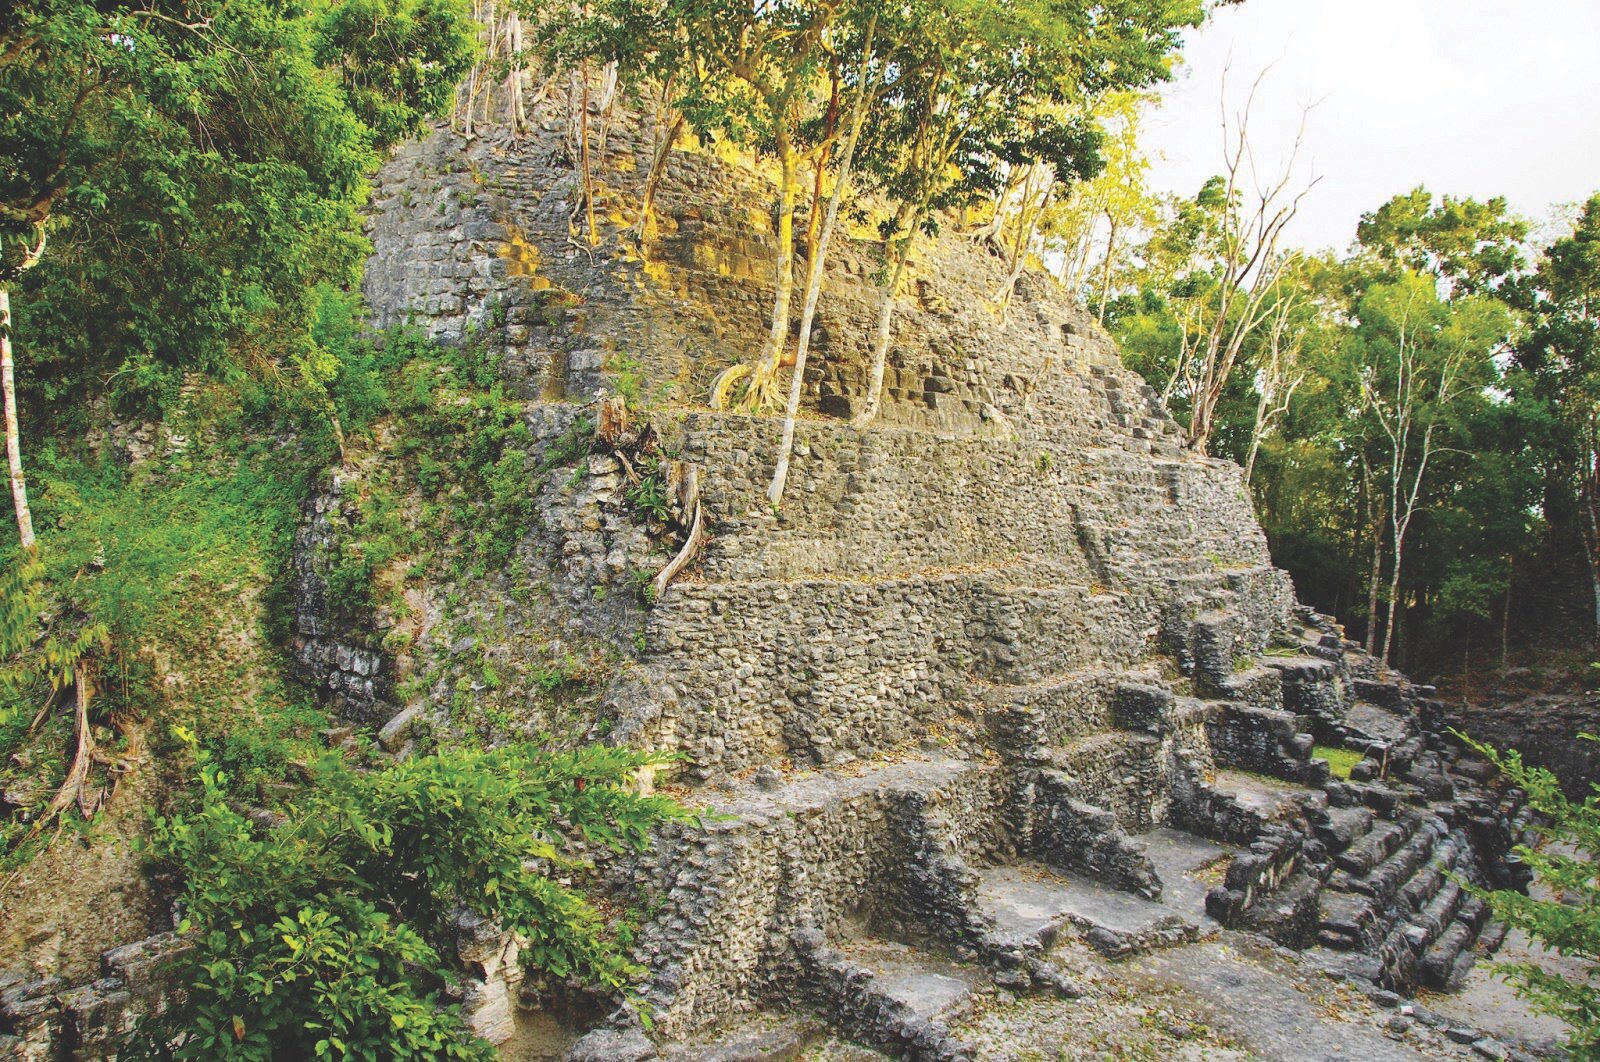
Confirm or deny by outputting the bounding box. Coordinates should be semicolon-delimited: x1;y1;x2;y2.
595;61;619;161
1584;468;1600;650
1181;70;1316;454
1096;214;1119;324
1;287;35;552
1382;549;1403;668
1361;455;1382;656
504;12;526;134
995;166;1051;318
853;250;909;430
740;133;800;410
635;110;684;243
1242;390;1269;487
975;167;1024;245
580;66;597;245
1500;556;1513;671
770;14;876;507
805;68;841;257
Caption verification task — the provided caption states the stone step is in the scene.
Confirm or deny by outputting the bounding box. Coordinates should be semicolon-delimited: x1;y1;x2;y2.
980;669;1126;748
1417;898;1491;992
1129;827;1236;924
1332;813;1421;877
1398;834;1466;917
1049;733;1165;831
1209;770;1319;824
1313;806;1376;855
795;932;977;1061
1477;918;1509;955
1236;869;1325;948
974;862;1201;961
656;1014;822;1061
1332;817;1444;904
1318;822;1465;952
1317;889;1380;951
836;939;985;1025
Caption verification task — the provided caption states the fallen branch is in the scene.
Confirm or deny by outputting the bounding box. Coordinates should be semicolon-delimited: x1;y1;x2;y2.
24;686;58;737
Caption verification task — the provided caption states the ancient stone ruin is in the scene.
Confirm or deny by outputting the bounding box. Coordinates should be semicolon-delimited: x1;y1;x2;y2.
1;101;1539;1059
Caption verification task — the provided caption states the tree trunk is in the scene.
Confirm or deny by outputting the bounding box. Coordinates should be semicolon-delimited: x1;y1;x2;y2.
742;134;800;410
1243;385;1270;488
1;286;35;552
995;169;1050;317
1366;539;1382;656
1096;214;1119;324
770;14;876;508
1382;536;1404;667
32;664;96;834
1585;472;1600;650
580;66;597;245
635;111;684;243
1362;457;1382;656
852;251;908;430
1500;556;1513;671
805;71;841;257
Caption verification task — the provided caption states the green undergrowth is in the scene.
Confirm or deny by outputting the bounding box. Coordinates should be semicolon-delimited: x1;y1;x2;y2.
1;287;687;1044
126;733;689;1060
0;379;332;857
317;319;539;619
0;298;574;849
1460;733;1600;1056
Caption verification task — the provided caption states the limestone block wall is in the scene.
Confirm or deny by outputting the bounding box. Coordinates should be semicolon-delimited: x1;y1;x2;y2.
644;573;1147;779
360;108;1153;446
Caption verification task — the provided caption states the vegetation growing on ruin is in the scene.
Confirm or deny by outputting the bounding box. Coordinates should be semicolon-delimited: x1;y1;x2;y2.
130;735;686;1059
1313;745;1362;781
4;0;1600;1052
1467;736;1600;1056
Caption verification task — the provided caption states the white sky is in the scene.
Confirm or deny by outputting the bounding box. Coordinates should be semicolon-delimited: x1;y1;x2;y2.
1142;0;1600;253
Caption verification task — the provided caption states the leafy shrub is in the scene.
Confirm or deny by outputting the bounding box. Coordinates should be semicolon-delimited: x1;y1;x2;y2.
625;460;672;523
1466;734;1600;1055
203;700;331;802
132;735;689;1059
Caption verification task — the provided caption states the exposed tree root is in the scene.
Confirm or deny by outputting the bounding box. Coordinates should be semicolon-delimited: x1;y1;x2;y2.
709;360;788;414
652;465;706;601
735;360;784;414
29;664;95;837
24;686;58;737
709;364;751;411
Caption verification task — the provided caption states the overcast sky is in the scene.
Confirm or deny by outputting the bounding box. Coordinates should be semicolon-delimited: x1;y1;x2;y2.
1141;0;1600;253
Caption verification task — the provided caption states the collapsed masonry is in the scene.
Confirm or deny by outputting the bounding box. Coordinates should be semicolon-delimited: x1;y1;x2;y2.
0;101;1534;1059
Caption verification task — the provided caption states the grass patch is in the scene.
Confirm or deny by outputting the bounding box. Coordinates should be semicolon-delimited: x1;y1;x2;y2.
1316;744;1363;779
